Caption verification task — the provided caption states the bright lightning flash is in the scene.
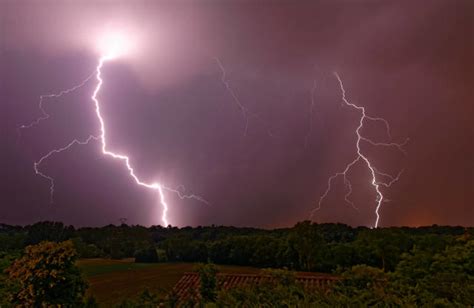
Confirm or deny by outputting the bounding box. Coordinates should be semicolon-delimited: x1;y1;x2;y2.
312;72;408;228
21;32;207;226
93;55;171;225
96;31;135;60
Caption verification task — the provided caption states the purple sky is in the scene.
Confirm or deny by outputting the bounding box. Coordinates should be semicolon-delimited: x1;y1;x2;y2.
1;0;472;228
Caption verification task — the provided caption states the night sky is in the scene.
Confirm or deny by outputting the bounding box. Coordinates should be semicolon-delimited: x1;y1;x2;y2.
1;0;472;228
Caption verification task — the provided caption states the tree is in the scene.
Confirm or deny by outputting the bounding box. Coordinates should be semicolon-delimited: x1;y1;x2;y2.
390;239;474;305
24;221;75;245
6;240;88;306
197;263;218;302
287;221;325;271
353;228;412;271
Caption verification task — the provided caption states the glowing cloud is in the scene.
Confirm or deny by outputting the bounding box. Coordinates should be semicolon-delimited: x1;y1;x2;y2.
95;29;138;60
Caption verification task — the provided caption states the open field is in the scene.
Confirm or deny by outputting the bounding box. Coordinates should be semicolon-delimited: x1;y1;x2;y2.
77;259;262;306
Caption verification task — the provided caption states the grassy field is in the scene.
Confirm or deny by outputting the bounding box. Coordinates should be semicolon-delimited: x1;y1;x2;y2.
77;259;262;306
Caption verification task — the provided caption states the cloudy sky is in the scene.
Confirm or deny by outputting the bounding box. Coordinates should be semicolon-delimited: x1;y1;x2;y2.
1;0;472;227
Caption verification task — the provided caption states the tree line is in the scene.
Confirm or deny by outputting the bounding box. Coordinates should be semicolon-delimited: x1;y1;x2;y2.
0;221;470;273
0;221;472;306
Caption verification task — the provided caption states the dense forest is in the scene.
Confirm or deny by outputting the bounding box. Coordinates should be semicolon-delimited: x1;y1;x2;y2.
0;221;473;306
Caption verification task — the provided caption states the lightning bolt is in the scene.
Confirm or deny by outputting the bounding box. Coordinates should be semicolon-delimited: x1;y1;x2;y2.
17;73;95;142
214;57;276;138
21;55;208;226
33;135;100;204
19;74;99;204
311;72;408;228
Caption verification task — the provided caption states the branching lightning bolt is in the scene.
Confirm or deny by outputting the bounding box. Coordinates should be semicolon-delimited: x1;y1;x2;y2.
17;73;95;142
33;135;100;204
20;74;99;204
311;72;409;228
21;55;208;226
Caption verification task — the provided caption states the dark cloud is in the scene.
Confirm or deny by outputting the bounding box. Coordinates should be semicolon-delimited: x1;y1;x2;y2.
1;0;472;227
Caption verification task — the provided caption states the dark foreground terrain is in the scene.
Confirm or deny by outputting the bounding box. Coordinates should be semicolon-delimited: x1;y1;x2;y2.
1;221;473;306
